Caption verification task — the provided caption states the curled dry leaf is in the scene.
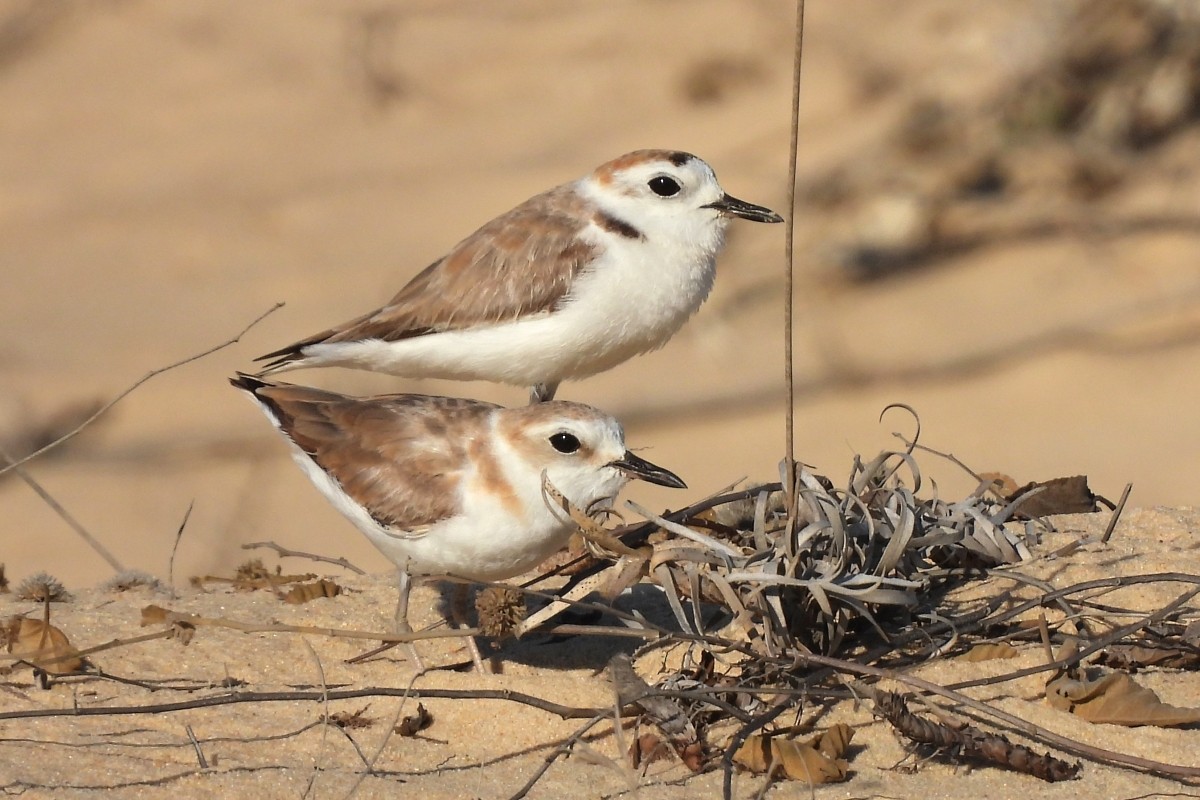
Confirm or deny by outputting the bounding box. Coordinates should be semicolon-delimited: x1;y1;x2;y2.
283;578;342;604
171;621;196;645
1097;643;1200;671
961;642;1020;662
610;654;703;771
395;703;433;737
732;724;854;784
5;616;85;674
1046;669;1200;727
628;733;673;769
875;691;1079;782
988;474;1109;519
141;605;169;625
140;604;196;643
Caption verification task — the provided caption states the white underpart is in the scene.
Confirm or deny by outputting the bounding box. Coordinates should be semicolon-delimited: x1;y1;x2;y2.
299;178;730;386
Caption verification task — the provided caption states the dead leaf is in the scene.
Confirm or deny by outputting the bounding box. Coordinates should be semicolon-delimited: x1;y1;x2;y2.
609;654;703;771
628;733;673;769
5;616;85;674
980;472;1020;498
1047;670;1200;726
170;621;195;645
961;642;1020;662
998;475;1108;519
733;725;853;784
1097;644;1200;671
395;703;433;736
141;604;169;625
283;579;342;604
327;704;374;729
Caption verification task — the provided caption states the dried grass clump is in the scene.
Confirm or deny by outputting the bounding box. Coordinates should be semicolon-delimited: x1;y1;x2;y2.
101;570;165;594
643;443;1034;655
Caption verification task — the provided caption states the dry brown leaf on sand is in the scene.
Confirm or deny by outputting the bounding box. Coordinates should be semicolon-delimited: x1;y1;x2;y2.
982;474;1109;518
1098;643;1200;671
283;579;342;604
628;733;673;769
1046;669;1200;727
732;724;854;784
609;655;704;771
961;642;1020;662
4;616;85;674
395;703;433;737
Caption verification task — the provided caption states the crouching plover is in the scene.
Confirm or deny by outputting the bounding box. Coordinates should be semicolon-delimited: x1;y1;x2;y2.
230;373;685;670
255;149;783;402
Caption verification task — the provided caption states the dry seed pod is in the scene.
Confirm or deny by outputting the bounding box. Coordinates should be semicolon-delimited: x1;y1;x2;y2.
476;586;526;638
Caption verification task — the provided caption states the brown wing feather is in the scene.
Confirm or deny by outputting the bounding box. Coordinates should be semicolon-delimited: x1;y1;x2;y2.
256;183;597;366
234;375;496;531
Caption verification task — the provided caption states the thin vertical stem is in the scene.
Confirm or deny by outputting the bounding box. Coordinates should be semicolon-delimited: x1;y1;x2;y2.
784;0;807;510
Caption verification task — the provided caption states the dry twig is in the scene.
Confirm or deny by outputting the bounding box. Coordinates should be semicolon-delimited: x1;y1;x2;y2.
0;302;282;477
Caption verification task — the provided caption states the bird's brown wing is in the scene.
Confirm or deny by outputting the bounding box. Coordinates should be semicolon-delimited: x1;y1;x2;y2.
256;184;597;369
235;375;496;532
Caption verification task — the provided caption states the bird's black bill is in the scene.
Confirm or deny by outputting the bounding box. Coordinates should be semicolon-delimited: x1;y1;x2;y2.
703;193;784;223
611;451;687;489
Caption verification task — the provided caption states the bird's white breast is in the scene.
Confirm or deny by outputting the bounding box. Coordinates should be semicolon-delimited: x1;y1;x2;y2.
548;211;724;377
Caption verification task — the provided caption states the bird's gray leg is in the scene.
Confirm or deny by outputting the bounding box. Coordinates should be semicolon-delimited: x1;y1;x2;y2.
393;569;426;674
529;381;559;404
451;582;490;673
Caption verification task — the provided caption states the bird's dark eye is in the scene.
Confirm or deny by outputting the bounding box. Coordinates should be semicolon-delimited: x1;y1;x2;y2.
648;176;681;197
549;432;581;454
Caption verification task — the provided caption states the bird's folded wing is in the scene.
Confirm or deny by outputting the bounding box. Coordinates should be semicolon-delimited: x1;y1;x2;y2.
257;185;597;363
261;386;487;533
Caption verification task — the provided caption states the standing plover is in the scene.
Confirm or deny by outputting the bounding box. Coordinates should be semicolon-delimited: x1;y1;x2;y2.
231;373;685;669
256;149;782;402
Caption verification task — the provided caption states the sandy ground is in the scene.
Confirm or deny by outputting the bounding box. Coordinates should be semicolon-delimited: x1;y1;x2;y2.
2;0;1200;797
2;510;1199;799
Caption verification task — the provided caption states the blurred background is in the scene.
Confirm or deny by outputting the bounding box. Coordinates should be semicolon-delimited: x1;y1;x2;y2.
3;0;1199;587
